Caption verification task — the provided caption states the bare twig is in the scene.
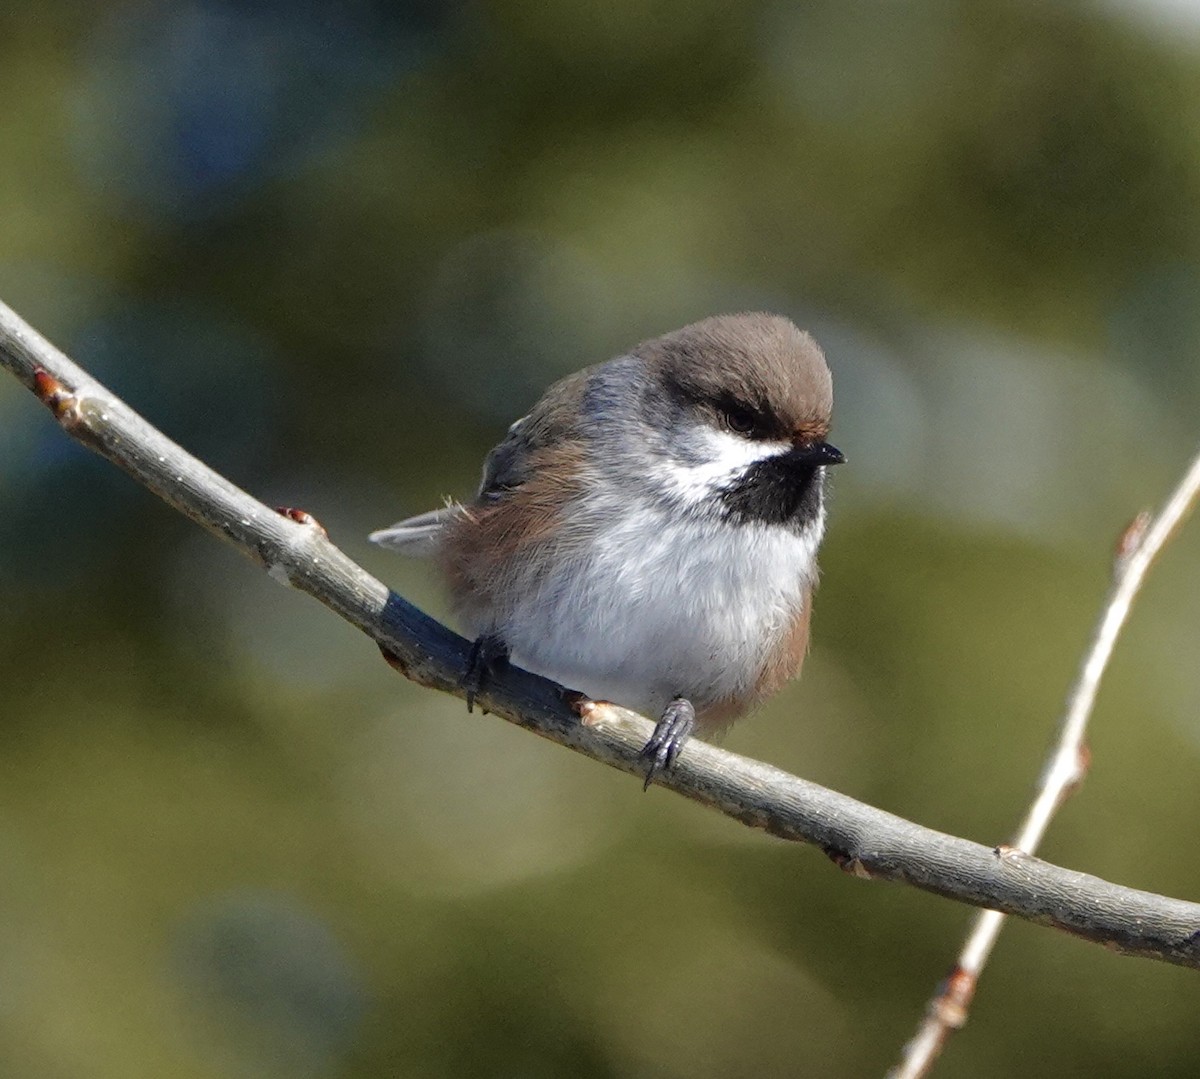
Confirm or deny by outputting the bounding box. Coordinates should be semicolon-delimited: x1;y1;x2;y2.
890;461;1200;1078
3;298;1200;968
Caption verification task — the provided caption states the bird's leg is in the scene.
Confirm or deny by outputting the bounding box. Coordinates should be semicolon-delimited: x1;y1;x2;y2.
462;634;509;713
639;696;696;790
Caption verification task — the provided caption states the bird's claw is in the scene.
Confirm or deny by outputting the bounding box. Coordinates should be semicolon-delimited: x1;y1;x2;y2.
463;634;508;713
639;696;696;790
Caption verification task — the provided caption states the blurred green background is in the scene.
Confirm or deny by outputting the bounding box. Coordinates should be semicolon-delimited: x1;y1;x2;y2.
2;1;1200;1076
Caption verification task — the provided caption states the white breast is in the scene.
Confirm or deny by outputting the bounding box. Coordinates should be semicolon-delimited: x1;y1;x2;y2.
486;493;824;721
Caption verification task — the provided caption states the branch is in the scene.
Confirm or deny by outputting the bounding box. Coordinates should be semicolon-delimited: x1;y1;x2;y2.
890;458;1200;1078
3;298;1200;970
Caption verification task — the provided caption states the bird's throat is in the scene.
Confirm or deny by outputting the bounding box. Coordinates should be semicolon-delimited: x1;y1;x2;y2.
719;452;824;529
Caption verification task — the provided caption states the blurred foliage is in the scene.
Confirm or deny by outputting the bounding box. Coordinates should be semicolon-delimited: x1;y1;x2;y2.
2;1;1200;1076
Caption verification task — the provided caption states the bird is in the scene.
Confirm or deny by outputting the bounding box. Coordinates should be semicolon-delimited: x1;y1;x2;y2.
370;313;844;787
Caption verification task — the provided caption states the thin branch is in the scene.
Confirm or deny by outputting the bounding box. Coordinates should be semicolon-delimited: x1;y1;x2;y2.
890;460;1200;1078
3;297;1200;969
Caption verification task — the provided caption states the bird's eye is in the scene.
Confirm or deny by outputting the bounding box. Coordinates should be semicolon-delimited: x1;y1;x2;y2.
722;404;761;437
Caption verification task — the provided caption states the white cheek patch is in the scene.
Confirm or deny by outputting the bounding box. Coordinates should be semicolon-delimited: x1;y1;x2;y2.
660;426;791;505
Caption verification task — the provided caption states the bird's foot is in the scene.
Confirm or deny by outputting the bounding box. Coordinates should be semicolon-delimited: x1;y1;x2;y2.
462;634;508;713
639;696;696;790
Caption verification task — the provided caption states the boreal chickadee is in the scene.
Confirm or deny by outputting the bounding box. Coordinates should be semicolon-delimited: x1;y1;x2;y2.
371;313;843;786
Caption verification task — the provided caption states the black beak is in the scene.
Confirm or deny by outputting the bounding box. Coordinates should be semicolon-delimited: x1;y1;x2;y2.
796;441;845;466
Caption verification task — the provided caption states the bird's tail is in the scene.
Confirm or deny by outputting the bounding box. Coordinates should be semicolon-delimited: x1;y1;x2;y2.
368;506;461;558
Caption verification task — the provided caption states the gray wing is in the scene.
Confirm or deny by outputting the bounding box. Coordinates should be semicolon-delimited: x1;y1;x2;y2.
369;367;592;557
474;365;592;497
476;415;533;499
367;415;535;558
